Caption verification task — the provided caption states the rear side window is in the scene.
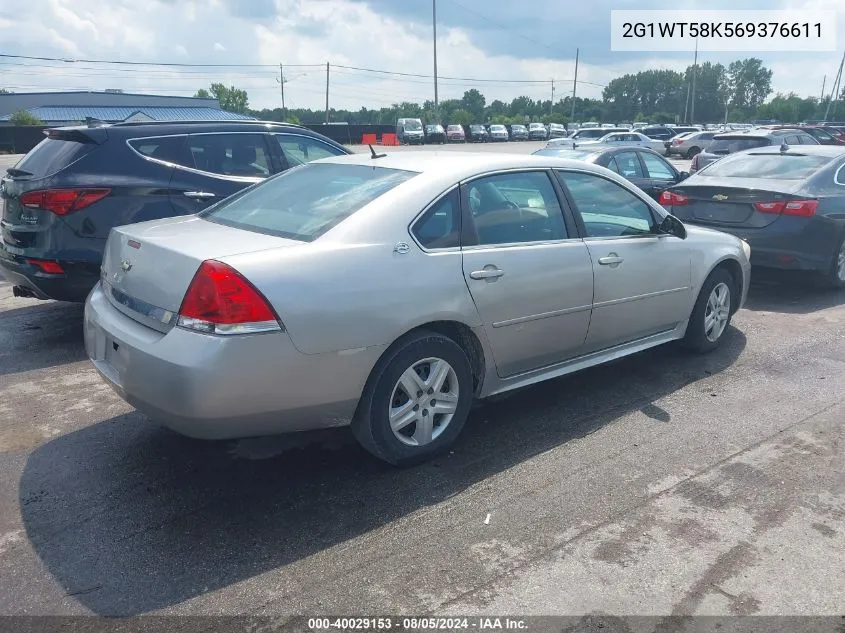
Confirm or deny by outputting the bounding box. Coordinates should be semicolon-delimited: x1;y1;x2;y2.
203;163;416;241
614;152;644;178
699;153;832;179
276;134;345;167
16;138;96;178
412;189;460;250
128;136;187;164
186;134;271;178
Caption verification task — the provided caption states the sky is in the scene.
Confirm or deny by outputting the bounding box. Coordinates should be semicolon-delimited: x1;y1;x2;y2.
0;0;843;112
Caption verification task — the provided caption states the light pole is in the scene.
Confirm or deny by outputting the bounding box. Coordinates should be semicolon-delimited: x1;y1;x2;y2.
433;0;439;120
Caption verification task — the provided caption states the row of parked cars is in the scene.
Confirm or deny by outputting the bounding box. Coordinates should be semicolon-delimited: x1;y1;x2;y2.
399;120;568;144
2;117;844;465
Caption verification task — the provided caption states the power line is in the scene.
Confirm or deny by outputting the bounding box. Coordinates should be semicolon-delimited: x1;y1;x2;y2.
0;53;321;68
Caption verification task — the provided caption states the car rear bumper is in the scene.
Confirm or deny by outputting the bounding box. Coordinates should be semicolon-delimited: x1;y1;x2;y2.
0;250;99;301
84;283;384;439
684;218;840;273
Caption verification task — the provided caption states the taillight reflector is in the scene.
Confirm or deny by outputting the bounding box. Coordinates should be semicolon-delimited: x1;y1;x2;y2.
177;260;282;335
20;188;111;216
753;200;817;217
658;191;689;206
27;259;64;274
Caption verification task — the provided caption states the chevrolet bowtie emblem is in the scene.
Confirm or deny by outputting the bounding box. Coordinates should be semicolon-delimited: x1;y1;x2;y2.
712;194;729;201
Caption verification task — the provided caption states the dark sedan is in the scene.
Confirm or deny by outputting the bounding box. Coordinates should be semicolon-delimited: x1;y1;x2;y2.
467;124;489;142
660;145;845;288
533;146;689;201
424;124;446;144
510;124;529;140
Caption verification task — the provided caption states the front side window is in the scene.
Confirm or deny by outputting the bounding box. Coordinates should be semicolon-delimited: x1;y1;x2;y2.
463;171;567;246
276;134;345;168
203;163;416;242
614;152;644;178
557;170;656;238
640;152;675;180
411;189;460;250
187;134;271;178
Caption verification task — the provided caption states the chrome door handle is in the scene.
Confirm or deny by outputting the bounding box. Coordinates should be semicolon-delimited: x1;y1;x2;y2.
598;254;624;266
470;268;505;280
183;191;216;200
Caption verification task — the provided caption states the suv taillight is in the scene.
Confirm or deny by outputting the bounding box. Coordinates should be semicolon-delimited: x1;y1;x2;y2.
19;188;110;216
177;260;283;335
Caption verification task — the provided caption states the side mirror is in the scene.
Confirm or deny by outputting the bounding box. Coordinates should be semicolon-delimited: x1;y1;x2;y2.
659;214;687;239
678;170;690;180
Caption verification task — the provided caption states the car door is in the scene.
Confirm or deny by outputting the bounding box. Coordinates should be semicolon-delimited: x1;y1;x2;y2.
168;132;276;216
460;170;593;377
555;169;692;352
637;150;680;200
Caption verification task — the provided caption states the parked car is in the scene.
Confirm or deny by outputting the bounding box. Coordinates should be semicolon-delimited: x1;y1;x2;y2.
510;124;529;140
666;131;717;158
546;127;628;148
640;126;679;142
0;121;350;302
528;122;548;140
487;124;509;141
575;131;666;153
424;124;446;144
83;152;749;465
548;123;567;138
468;124;489;142
533;146;689;201
397;118;425;145
759;125;845;146
446;124;466;143
691;129;820;173
660;145;845;288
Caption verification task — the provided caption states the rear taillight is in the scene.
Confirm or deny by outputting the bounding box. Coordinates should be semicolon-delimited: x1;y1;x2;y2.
672;138;684;145
753;199;817;217
658;191;689;206
177;260;282;335
27;258;64;274
20;188;111;216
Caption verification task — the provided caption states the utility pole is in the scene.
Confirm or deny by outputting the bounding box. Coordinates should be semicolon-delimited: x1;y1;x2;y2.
820;75;826;102
550;79;554;116
823;50;844;121
279;63;285;121
570;48;579;122
690;37;698;124
683;83;690;123
325;62;330;124
433;0;439;119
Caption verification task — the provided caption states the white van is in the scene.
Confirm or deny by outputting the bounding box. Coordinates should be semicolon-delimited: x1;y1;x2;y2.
396;118;424;145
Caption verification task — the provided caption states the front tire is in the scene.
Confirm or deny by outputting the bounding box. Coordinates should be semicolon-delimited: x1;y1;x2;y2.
684;268;735;353
352;331;473;466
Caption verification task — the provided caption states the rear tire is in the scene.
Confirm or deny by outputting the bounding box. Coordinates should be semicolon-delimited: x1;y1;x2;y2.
352;331;473;466
685;146;701;159
684;268;735;353
820;235;845;290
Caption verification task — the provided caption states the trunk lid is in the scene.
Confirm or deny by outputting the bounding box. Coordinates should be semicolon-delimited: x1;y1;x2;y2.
101;216;302;332
668;181;806;229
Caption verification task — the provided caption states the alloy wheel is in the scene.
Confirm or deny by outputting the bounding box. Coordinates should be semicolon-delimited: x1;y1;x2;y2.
388;357;459;447
836;240;845;282
704;282;731;342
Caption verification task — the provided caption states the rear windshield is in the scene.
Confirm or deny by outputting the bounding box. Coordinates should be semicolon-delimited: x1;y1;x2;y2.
709;137;770;154
533;149;598;160
16;138;96;178
700;153;833;179
202;163;416;241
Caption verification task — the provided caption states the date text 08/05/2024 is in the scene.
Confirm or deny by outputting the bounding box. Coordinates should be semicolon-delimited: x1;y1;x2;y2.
306;617;528;631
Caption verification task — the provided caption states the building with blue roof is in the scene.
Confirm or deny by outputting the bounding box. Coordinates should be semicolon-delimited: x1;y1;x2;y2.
0;91;254;125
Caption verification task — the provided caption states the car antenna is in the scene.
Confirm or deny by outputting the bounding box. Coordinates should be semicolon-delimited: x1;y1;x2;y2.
780;141;789;153
369;144;387;159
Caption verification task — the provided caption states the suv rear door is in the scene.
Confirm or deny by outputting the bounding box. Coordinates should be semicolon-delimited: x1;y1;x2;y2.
168;132;278;216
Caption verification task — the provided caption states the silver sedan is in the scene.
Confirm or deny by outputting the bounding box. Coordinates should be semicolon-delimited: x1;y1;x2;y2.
576;132;667;152
84;152;750;465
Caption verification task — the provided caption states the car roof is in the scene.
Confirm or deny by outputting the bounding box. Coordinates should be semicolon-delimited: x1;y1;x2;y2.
738;145;845;157
713;129;790;139
317;151;614;179
54;119;315;137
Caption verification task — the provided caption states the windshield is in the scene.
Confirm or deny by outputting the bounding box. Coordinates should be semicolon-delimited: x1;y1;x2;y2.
576;130;607;139
402;121;422;131
700;153;833;179
470;125;485;131
709;137;770;154
529;123;544;129
203;163;416;242
512;125;526;131
490;125;505;131
447;125;463;132
426;125;443;132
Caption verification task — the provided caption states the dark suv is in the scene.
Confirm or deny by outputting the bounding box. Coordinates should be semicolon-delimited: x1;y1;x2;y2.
691;128;819;173
0;120;349;302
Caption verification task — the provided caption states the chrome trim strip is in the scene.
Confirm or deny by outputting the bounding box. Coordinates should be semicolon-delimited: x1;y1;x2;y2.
592;286;689;309
492;304;592;328
103;279;175;327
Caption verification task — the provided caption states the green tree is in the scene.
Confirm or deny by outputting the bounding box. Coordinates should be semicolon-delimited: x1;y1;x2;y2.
194;88;211;99
725;58;772;110
686;62;727;123
460;89;486;121
9;110;42;125
449;108;473;125
207;83;250;114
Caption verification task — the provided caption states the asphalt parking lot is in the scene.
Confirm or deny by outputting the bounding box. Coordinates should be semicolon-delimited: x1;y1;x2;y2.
1;147;844;619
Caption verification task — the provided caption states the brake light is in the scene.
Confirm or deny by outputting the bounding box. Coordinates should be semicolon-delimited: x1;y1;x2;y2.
27;258;64;274
19;188;110;216
177;260;282;335
658;191;689;206
672;138;684;145
754;199;817;217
